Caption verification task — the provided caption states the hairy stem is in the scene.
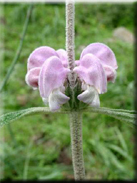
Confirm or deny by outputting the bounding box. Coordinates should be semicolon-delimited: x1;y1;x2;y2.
70;112;85;180
66;0;76;87
66;0;85;180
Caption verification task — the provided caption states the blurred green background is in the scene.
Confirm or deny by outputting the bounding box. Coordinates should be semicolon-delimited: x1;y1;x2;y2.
0;2;135;180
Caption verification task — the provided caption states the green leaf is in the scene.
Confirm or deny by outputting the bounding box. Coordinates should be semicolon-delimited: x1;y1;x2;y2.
106;144;132;161
115;127;128;152
39;172;63;180
0;106;136;128
0;4;33;92
86;107;136;125
96;143;110;166
0;107;66;128
101;107;136;114
108;149;126;172
107;114;135;125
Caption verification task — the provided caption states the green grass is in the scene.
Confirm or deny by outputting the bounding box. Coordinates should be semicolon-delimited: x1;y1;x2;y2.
0;3;135;180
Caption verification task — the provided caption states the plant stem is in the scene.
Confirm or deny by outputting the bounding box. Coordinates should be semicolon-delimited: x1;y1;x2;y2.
66;0;85;180
70;112;85;180
66;0;76;88
0;4;33;92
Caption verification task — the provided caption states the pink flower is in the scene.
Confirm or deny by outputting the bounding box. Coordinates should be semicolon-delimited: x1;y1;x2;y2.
25;46;70;111
25;43;118;111
74;43;118;107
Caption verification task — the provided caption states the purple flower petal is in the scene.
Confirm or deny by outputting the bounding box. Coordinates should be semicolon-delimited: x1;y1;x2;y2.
74;53;107;94
27;46;58;70
75;60;80;66
39;56;70;98
56;49;68;68
80;43;118;69
103;65;116;83
25;67;41;89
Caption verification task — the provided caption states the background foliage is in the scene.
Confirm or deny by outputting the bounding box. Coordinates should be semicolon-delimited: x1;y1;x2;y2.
0;2;135;180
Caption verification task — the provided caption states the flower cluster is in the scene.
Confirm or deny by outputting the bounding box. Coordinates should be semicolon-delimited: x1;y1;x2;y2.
25;43;118;111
